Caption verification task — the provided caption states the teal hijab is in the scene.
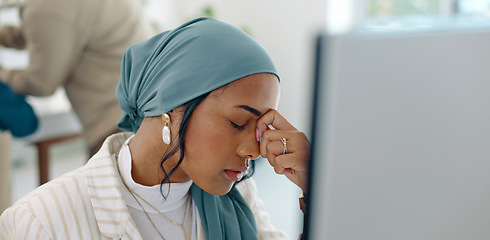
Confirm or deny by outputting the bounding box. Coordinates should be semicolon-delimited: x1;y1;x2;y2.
116;18;279;239
116;17;278;132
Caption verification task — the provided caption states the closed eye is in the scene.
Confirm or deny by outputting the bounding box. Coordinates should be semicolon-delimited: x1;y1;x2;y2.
230;121;246;130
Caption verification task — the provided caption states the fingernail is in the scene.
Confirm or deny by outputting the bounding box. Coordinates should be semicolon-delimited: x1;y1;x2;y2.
256;128;260;142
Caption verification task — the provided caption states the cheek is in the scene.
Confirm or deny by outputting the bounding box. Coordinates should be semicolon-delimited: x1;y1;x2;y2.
190;131;229;156
183;115;235;166
181;116;238;194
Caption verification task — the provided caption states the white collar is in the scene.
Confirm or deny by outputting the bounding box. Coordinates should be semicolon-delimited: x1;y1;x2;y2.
117;135;193;213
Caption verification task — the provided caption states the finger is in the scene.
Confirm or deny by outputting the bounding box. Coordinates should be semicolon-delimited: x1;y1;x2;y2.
262;135;297;175
260;130;305;155
256;110;296;142
275;154;309;190
265;152;286;175
274;154;294;175
273;164;286;175
264;139;286;158
271;154;301;175
275;153;308;172
260;130;290;158
265;151;285;174
263;139;282;170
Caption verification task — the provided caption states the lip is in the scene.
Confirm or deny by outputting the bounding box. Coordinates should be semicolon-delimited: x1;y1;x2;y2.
224;166;247;182
224;170;244;181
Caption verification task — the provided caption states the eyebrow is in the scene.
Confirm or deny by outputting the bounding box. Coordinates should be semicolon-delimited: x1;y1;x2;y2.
236;105;262;117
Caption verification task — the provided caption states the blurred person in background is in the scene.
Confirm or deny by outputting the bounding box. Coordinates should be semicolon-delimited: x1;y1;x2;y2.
0;80;38;213
0;0;153;156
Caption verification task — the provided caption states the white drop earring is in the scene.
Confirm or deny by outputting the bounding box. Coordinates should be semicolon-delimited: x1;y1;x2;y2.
161;113;171;144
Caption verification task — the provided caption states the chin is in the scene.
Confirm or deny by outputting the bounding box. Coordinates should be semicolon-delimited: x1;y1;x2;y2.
201;182;234;196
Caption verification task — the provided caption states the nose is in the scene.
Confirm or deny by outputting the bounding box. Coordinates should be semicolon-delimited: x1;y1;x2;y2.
237;134;261;160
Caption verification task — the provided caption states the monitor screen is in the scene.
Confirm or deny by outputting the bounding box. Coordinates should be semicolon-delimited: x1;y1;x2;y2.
305;18;490;240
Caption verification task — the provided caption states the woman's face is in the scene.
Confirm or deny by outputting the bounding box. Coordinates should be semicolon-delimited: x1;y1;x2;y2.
178;73;280;195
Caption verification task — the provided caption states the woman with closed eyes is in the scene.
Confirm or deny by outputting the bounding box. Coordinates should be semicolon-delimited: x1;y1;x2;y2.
0;17;310;240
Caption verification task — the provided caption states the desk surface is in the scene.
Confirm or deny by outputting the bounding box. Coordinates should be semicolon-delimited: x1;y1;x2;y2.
19;110;83;143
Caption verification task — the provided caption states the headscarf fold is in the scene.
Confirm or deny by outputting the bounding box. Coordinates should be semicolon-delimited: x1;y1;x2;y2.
116;17;279;239
116;17;278;132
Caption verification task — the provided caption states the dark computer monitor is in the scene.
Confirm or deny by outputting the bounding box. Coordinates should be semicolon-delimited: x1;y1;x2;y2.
305;18;490;240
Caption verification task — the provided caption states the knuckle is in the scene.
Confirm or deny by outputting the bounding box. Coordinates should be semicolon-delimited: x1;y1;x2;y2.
262;130;272;139
265;142;274;153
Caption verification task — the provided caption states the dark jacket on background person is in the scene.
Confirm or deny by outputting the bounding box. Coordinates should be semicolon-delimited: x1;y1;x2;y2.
0;80;38;137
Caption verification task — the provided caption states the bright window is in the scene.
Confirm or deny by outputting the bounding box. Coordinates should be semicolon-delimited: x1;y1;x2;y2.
368;0;442;16
367;0;490;17
326;0;490;34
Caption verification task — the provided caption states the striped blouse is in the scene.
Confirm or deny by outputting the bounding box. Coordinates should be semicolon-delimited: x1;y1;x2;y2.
0;132;288;239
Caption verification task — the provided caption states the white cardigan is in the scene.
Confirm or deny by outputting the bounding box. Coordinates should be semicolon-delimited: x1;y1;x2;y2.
0;132;287;239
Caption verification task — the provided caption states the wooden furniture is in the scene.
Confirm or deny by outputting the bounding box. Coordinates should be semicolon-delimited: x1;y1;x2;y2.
22;111;83;185
34;133;82;185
